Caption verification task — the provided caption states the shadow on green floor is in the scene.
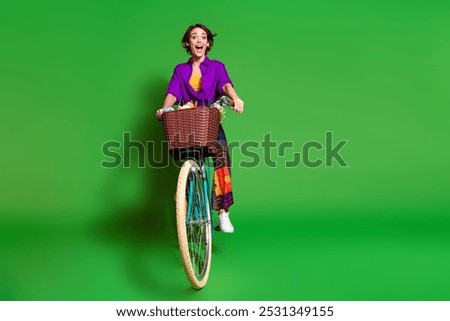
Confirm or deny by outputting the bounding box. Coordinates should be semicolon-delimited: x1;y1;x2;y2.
91;77;191;298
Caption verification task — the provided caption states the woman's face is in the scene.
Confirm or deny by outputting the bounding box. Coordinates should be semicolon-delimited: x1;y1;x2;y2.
186;27;209;59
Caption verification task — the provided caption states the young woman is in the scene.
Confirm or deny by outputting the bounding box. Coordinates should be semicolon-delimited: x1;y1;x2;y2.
156;24;244;233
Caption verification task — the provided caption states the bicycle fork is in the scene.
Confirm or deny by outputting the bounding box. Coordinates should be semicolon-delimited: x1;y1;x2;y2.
186;166;214;237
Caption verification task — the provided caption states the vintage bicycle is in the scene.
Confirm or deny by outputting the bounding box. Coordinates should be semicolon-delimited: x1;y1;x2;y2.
161;107;221;289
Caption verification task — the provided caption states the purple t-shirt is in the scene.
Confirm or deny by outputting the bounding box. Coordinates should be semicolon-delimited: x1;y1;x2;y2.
166;56;234;105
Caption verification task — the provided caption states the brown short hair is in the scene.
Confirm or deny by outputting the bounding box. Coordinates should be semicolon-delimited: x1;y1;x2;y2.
181;24;217;55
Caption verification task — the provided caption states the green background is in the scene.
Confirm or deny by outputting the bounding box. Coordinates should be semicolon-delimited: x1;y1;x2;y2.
1;0;450;300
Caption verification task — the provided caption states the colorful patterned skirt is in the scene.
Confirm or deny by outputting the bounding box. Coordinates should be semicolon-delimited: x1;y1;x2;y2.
211;125;234;211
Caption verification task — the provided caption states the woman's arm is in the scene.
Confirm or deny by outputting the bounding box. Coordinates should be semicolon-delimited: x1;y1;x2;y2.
156;93;177;120
162;93;177;108
222;83;244;114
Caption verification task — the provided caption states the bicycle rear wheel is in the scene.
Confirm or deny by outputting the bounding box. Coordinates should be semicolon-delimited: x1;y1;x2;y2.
176;159;212;289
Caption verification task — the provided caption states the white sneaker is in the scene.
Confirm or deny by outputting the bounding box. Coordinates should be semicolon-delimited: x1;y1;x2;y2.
218;212;234;233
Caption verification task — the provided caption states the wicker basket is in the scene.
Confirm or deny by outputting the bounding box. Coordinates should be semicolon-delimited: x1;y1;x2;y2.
162;107;220;151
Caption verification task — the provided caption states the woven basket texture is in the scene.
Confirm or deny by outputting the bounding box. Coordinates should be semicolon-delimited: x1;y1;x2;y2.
162;107;220;150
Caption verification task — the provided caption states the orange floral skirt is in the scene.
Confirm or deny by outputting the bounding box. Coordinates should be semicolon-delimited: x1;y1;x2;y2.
211;125;234;211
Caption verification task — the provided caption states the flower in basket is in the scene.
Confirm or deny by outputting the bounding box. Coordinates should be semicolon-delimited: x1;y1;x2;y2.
162;101;197;114
162;106;175;113
210;96;234;122
179;101;196;109
215;105;226;121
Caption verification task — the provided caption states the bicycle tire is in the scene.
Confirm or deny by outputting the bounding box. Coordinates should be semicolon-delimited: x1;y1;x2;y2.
176;159;212;289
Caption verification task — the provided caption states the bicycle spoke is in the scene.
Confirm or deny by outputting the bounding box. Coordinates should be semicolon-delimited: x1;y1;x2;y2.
177;159;212;288
184;168;210;280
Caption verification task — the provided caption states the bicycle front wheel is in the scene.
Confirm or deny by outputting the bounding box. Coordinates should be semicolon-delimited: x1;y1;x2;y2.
176;159;212;289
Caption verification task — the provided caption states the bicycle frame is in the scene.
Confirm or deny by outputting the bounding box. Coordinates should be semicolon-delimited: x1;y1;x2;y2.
185;155;214;236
